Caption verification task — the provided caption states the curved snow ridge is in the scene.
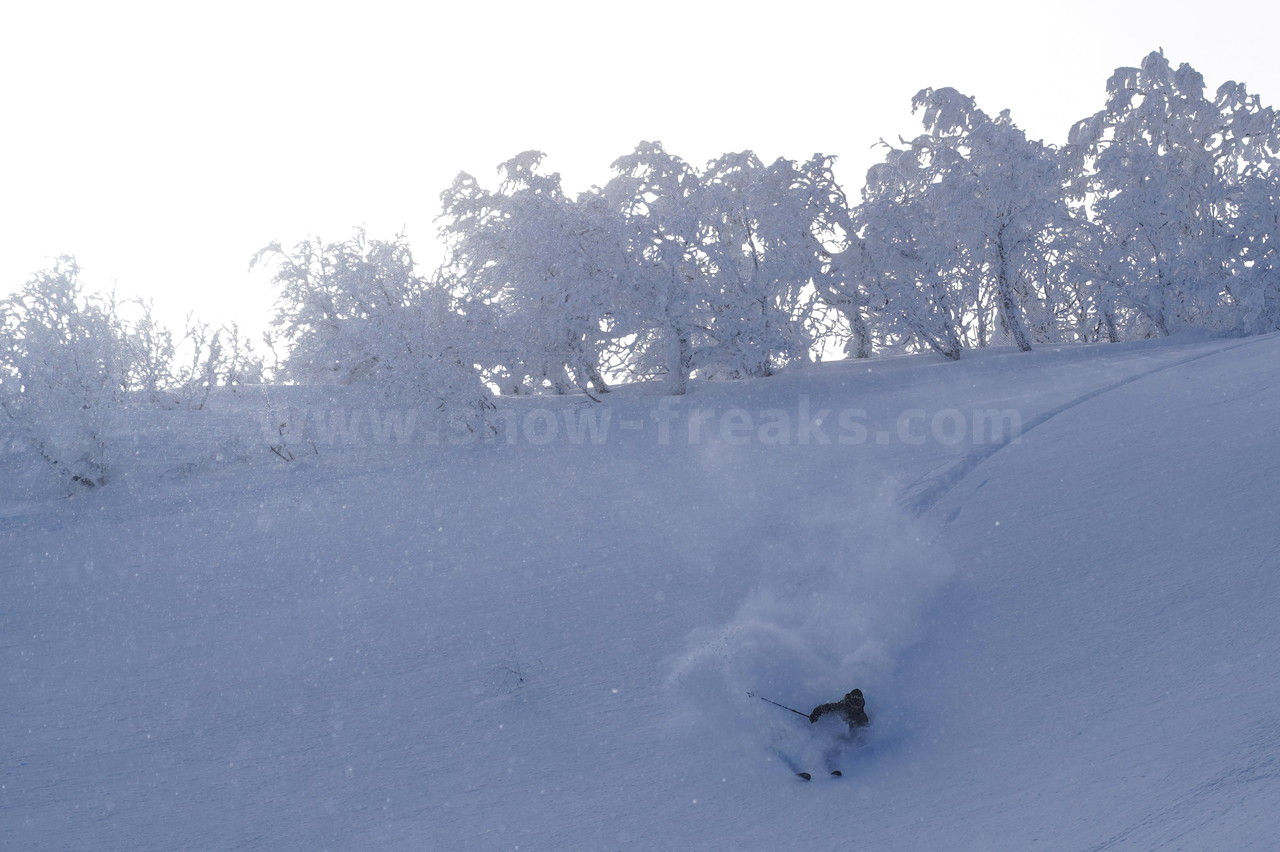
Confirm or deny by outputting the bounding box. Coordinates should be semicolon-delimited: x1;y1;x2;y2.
898;336;1272;517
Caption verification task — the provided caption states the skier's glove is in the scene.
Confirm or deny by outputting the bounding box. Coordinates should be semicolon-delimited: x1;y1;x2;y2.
809;710;821;723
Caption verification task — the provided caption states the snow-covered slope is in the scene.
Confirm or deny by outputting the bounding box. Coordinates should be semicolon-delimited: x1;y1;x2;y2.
4;333;1279;850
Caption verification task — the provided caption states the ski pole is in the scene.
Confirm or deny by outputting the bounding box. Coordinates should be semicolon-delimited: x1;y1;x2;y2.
747;691;809;719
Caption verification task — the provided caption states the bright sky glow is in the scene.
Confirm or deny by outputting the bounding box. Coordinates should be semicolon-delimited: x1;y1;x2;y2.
4;0;1278;335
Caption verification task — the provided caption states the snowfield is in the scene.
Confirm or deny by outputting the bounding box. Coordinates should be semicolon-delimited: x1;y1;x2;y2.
5;332;1280;850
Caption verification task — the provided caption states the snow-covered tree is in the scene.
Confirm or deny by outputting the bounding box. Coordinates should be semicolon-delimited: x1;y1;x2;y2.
256;231;493;427
258;230;409;383
600;141;708;393
912;87;1076;351
1211;81;1280;333
437;152;621;394
857;88;1074;358
693;151;833;377
1066;51;1263;335
0;257;127;488
1028;216;1124;344
779;154;874;360
1229;168;1280;333
599;143;858;387
856;142;968;360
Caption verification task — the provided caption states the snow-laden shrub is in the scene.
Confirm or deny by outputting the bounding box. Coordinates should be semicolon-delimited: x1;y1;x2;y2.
118;299;266;409
0;257;127;488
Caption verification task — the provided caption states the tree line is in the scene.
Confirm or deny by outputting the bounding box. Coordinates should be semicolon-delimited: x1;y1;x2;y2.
259;51;1280;392
4;51;1280;487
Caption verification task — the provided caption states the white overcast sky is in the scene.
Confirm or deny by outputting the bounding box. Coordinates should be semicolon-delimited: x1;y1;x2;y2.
3;0;1278;335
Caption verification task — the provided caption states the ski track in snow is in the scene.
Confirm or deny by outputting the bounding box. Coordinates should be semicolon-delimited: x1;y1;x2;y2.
898;334;1275;518
1083;725;1280;852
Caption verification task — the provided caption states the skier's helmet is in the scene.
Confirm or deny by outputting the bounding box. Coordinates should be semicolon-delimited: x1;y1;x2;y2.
847;689;864;707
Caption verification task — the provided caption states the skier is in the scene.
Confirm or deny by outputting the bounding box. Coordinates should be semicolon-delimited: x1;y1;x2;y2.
748;688;870;779
809;688;869;732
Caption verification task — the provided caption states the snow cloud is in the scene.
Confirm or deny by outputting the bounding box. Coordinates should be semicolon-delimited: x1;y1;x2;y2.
663;493;953;762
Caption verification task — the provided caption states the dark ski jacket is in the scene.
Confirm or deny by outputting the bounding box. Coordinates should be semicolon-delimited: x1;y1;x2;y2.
809;690;869;731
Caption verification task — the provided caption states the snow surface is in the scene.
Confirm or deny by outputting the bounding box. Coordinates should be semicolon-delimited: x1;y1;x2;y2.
5;333;1280;850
